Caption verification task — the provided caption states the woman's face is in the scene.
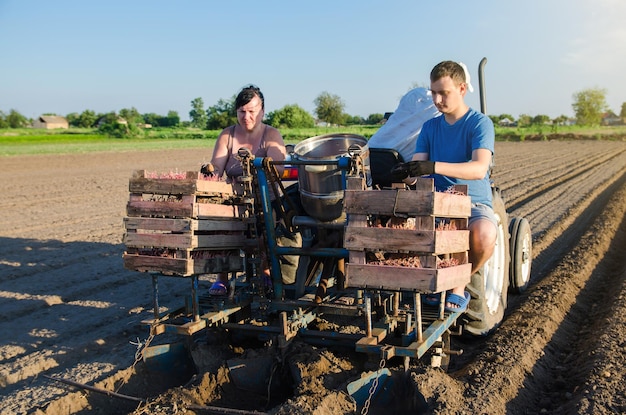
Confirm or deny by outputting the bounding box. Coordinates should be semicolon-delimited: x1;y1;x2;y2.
237;95;264;132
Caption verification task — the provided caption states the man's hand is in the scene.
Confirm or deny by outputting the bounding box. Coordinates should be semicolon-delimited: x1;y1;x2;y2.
200;162;215;176
390;161;435;181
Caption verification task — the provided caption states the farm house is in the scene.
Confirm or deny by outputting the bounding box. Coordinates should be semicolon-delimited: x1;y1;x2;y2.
32;115;69;129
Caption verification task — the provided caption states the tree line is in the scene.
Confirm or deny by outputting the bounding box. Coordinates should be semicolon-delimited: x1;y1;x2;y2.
1;87;623;134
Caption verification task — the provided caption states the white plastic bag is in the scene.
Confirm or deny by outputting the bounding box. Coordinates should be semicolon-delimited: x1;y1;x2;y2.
368;87;440;162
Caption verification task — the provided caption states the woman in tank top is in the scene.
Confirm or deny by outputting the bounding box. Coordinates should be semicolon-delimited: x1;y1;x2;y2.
205;85;287;295
209;85;286;181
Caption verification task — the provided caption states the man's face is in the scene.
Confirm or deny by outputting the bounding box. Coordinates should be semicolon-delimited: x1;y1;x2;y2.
237;95;264;131
430;76;465;115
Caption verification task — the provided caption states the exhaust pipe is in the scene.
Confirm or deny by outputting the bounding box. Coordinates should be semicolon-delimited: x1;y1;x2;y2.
478;57;487;115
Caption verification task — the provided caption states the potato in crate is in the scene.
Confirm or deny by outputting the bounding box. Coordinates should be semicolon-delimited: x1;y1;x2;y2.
122;170;247;276
343;178;472;293
126;169;240;219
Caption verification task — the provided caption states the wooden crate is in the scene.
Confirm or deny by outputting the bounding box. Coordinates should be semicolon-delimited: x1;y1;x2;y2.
123;170;249;276
123;247;244;276
123;217;247;250
126;170;240;219
343;178;472;293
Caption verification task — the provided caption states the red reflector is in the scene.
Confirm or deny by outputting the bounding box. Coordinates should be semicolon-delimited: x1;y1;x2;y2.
282;168;298;180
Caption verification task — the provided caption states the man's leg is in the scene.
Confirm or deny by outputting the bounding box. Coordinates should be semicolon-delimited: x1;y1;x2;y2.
448;210;497;309
468;218;497;275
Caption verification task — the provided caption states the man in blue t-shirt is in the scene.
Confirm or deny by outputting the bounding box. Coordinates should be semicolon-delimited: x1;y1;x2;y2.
391;60;497;313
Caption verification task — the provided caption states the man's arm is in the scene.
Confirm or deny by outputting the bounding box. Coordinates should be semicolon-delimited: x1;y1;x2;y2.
432;148;492;180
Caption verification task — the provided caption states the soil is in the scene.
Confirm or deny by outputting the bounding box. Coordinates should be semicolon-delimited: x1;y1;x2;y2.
1;139;626;415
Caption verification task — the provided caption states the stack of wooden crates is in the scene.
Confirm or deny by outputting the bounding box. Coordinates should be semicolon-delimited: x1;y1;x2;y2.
343;178;473;294
122;170;247;277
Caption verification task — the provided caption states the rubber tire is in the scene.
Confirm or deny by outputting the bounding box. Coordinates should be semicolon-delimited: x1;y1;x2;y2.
509;217;532;293
464;187;510;336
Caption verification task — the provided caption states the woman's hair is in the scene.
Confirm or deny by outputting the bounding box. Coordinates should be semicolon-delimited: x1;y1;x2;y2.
430;61;466;85
235;84;265;110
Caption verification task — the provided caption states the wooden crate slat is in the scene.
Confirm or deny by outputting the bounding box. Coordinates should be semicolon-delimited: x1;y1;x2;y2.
343;189;433;215
127;199;193;218
123;254;193;275
344;263;472;293
124;233;246;250
343;189;470;217
195;203;240;219
123;253;244;276
129;170;234;195
196;218;246;232
433;192;472;217
126;199;239;219
123;217;245;232
124;233;195;249
344;228;469;254
124;217;193;232
195;234;246;249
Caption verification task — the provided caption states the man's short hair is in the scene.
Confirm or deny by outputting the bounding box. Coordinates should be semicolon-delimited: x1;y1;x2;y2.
430;61;466;85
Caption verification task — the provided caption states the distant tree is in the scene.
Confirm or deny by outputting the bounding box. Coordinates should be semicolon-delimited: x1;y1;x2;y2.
531;114;551;125
189;97;208;129
165;110;180;127
98;112;141;138
572;87;608;126
517;114;532;127
144;111;180;127
266;104;314;128
7;109;28;128
0;111;8;128
366;113;384;125
66;112;80;127
142;112;161;126
314;92;345;125
620;102;626;119
553;114;570;125
76;110;97;128
119;107;143;125
344;114;365;126
206;97;236;130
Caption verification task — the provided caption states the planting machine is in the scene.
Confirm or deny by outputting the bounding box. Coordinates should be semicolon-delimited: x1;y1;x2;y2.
122;59;533;400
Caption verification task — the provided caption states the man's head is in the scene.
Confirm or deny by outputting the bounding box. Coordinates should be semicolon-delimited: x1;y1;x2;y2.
429;61;470;116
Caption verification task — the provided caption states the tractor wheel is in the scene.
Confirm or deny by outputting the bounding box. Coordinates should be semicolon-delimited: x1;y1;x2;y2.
464;187;510;336
508;217;532;293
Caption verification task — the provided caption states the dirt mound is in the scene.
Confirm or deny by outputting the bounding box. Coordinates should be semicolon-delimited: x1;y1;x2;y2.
1;140;625;414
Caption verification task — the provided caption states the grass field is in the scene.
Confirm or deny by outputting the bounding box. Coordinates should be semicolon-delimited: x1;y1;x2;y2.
1;124;624;156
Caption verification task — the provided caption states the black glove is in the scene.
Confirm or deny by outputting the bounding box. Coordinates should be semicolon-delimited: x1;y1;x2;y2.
390;161;435;181
200;163;214;176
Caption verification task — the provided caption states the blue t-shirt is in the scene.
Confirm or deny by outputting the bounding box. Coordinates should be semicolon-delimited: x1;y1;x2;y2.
415;108;494;207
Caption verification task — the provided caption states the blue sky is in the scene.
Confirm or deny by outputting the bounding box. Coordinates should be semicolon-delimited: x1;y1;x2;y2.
1;0;625;121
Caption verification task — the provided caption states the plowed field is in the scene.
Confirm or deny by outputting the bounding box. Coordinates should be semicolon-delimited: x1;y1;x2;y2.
1;140;625;415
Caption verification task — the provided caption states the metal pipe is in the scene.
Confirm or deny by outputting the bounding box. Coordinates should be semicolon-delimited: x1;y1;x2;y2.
292;215;346;229
151;274;159;320
191;274;199;322
415;293;423;343
478;57;488;115
274;246;348;258
253;158;283;299
365;295;372;338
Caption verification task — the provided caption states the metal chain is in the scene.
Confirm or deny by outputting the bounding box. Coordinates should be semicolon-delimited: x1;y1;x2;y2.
115;329;155;393
361;355;387;415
